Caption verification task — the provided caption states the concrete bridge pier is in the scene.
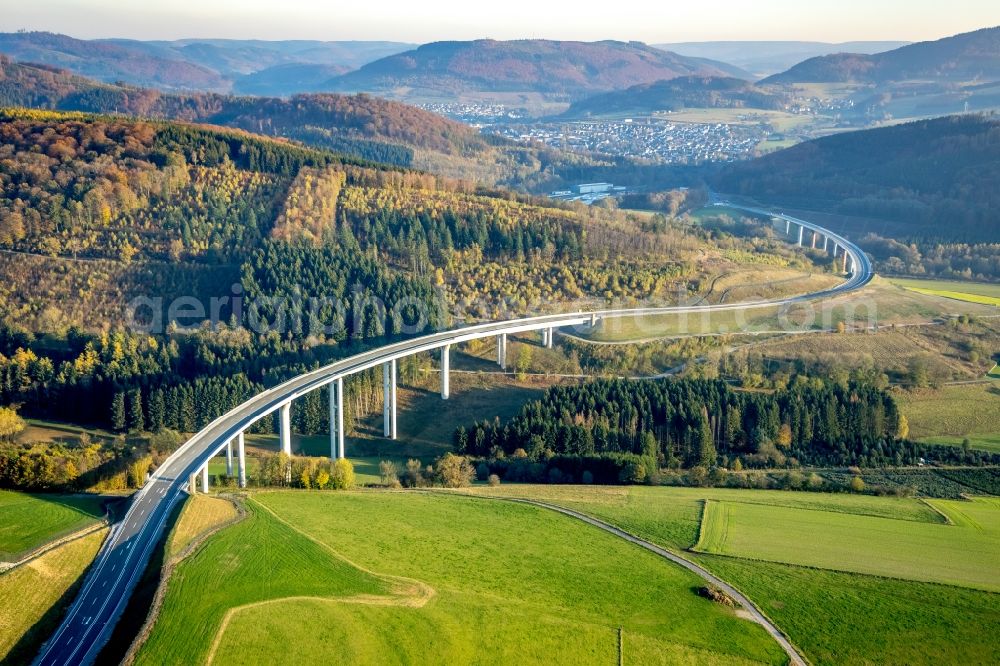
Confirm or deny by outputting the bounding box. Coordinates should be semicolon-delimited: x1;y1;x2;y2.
330;377;345;459
590;313;597;327
785;219;790;234
225;437;234;477
441;344;451;399
842;251;848;273
237;432;246;488
279;403;291;456
823;236;829;253
497;333;507;369
200;465;209;493
797;224;804;246
546;327;554;348
189;472;197;495
383;359;397;439
811;231;817;248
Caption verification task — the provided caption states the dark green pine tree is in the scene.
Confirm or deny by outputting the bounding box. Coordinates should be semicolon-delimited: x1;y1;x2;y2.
127;389;145;432
110;392;127;432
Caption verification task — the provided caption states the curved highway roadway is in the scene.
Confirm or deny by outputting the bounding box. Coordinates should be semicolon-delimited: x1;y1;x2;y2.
35;204;872;665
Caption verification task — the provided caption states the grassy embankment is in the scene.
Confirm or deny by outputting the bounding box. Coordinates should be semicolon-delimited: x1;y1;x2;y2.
0;528;106;662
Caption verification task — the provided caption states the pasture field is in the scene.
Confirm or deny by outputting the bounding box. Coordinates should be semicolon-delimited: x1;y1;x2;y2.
139;491;786;665
752;317;1000;383
0;528;106;662
463;485;944;550
701;556;1000;666
896;384;1000;450
693;498;1000;591
921;434;1000;454
888;277;1000;306
465;484;1000;664
0;490;106;560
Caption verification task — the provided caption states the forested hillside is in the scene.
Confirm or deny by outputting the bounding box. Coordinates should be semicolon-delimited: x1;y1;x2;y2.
763;26;1000;84
562;77;790;118
0;109;736;453
714;114;1000;243
0;56;483;166
0;55;643;190
324;39;749;98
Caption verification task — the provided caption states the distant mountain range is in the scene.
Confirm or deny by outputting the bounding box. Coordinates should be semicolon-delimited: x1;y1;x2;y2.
320;39;754;99
0;32;413;92
561;76;791;118
763;26;1000;84
655;41;909;78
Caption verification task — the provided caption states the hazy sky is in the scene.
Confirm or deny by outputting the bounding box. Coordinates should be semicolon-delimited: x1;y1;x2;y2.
4;0;999;43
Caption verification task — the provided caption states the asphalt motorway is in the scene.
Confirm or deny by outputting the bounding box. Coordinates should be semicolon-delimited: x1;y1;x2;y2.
35;204;873;665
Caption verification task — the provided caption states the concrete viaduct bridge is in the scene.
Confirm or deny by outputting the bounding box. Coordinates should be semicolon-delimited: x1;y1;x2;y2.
36;203;872;666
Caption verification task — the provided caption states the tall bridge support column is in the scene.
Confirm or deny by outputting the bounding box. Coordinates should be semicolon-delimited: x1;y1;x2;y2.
383;359;397;439
189;472;198;495
225;437;234;477
201;465;209;493
822;236;828;252
497;333;507;369
797;224;804;246
441;344;451;399
237;432;246;488
390;359;397;439
785;219;790;234
330;377;347;458
590;313;597;327
811;231;817;249
546;327;554;349
842;251;848;273
279;403;292;456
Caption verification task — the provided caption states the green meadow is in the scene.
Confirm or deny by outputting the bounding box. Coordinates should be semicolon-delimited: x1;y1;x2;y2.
693;497;1000;591
138;491;786;665
0;490;106;560
465;484;1000;665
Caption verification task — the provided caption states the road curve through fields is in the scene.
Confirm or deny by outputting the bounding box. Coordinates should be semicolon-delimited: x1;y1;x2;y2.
35;204;870;665
488;496;807;666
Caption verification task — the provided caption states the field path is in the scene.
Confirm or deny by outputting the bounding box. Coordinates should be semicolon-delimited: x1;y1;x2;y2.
460;494;806;666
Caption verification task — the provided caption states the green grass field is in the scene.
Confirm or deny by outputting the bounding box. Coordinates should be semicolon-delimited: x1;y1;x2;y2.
896;384;1000;452
139;491;786;665
700;555;1000;666
693;498;1000;591
466;484;1000;665
0;490;106;560
888;277;1000;306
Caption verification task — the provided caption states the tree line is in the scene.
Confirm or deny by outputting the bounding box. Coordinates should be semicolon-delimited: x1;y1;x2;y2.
457;377;999;483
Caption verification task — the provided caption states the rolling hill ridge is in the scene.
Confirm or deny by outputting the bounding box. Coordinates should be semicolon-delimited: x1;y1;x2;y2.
763;26;1000;84
323;39;752;99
